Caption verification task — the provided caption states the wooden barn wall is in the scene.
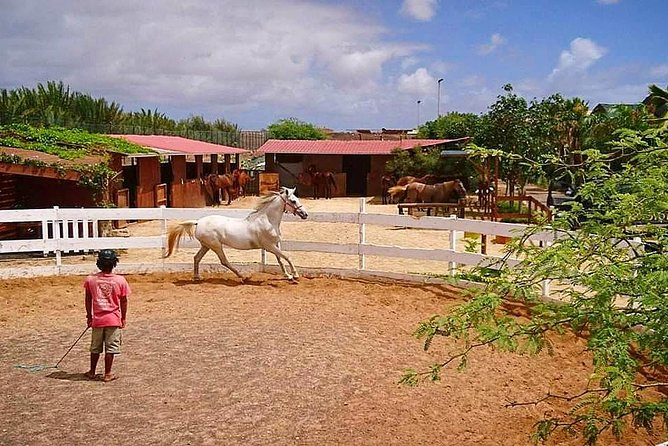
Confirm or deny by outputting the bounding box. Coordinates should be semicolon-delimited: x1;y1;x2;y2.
108;153;124;201
0;173;17;239
135;157;160;208
0;173;16;209
15;176;95;208
303;154;341;173
170;179;206;208
264;152;393;198
302;154;346;197
171;156;187;183
367;155;392;196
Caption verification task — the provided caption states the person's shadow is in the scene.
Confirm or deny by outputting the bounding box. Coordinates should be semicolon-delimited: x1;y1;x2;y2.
47;370;98;381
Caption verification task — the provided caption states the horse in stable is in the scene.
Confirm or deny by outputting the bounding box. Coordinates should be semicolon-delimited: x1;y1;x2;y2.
298;164;337;199
380;174;397;204
202;169;253;206
204;173;237;205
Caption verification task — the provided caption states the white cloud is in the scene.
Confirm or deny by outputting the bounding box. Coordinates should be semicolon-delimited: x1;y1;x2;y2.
0;0;425;129
548;37;607;82
477;33;506;55
401;57;419;70
400;0;438;22
650;64;668;78
461;75;485;87
397;68;437;96
597;0;620;4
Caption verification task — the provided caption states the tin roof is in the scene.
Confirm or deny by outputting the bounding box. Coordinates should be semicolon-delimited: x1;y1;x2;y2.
256;138;468;155
111;135;248;155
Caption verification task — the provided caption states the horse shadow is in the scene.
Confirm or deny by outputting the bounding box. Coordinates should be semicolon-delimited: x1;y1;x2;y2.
172;276;293;287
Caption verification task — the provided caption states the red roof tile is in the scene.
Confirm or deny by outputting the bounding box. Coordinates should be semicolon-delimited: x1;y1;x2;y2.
111;135;247;155
256;138;467;155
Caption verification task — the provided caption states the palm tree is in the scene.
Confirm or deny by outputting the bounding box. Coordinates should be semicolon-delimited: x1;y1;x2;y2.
643;84;668;126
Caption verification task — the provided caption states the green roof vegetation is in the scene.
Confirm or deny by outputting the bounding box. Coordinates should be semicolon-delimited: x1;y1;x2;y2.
0;124;155;205
0;123;154;159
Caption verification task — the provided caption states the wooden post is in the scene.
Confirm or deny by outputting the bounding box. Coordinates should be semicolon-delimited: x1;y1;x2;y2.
224;154;231;174
195;155;204;179
211;154;218;174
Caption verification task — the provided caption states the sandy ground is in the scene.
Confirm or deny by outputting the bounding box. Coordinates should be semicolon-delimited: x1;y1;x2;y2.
1;272;665;446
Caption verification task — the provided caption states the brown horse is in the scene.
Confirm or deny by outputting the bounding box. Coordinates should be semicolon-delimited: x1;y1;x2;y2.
233;169;251;197
395;174;440;187
204;173;237;205
388;179;467;204
421;180;467;202
380;174;396;204
298;165;337;199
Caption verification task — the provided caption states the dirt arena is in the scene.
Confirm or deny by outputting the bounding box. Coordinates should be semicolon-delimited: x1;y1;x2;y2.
0;198;665;445
0;272;665;446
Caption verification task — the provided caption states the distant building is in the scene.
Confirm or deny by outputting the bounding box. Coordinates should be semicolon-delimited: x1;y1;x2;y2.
256;138;468;197
591;103;643;114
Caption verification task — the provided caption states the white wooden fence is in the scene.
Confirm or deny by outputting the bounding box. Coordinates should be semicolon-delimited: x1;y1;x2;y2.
0;199;554;293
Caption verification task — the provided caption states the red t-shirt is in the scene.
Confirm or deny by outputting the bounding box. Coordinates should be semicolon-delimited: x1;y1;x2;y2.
84;272;131;328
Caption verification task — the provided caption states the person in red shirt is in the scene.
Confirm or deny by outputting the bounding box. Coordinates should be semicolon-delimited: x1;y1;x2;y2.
83;249;130;382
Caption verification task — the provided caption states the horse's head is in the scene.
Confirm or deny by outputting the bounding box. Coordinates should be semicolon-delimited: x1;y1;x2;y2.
280;187;308;219
453;179;467;198
297;172;312;186
381;174;396;188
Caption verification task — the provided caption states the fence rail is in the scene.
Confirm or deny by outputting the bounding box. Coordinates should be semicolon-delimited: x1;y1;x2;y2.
0;201;554;294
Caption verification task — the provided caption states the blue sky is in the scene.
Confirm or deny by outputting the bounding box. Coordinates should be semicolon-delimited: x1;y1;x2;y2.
1;0;666;131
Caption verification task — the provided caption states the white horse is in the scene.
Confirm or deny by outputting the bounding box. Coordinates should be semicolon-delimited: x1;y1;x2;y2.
165;187;308;281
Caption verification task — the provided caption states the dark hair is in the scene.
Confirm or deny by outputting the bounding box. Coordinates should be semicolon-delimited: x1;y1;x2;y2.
96;249;118;271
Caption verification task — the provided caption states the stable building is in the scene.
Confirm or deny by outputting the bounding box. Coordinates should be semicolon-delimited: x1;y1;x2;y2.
112;135;248;208
256;138;467;197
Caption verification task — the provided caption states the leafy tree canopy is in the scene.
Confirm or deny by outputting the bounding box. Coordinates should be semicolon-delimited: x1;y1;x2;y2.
403;126;668;445
418;111;481;141
266;117;327;140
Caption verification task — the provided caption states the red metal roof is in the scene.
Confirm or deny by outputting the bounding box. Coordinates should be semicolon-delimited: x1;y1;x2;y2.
111;135;247;155
256;138;467;155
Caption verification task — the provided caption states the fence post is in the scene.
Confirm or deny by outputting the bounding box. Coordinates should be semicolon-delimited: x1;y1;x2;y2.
53;206;62;267
261;249;267;272
449;215;458;276
358;197;366;271
541;279;551;298
41;217;49;257
160;205;167;267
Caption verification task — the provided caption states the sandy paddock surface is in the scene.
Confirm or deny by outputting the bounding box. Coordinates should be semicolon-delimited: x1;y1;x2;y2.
1;197;665;445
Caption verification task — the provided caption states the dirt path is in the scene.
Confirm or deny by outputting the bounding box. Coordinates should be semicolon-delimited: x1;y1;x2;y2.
0;272;664;446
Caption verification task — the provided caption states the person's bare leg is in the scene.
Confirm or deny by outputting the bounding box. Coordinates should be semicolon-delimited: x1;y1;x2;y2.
86;353;99;379
103;353;116;382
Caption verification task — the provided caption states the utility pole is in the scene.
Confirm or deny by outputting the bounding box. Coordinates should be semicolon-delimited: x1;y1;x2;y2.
437;78;444;117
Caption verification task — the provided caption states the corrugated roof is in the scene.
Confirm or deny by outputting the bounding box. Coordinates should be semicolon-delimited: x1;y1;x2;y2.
256;138;468;155
111;135;248;155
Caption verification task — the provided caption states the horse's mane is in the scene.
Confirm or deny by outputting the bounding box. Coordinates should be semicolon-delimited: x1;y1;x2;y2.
247;191;281;219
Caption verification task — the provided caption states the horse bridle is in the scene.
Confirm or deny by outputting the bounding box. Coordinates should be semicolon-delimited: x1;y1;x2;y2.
276;190;304;215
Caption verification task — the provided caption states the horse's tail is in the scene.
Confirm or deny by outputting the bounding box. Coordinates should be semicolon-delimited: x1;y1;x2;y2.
387;185;407;196
328;173;337;191
164;220;198;258
387;185;408;202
